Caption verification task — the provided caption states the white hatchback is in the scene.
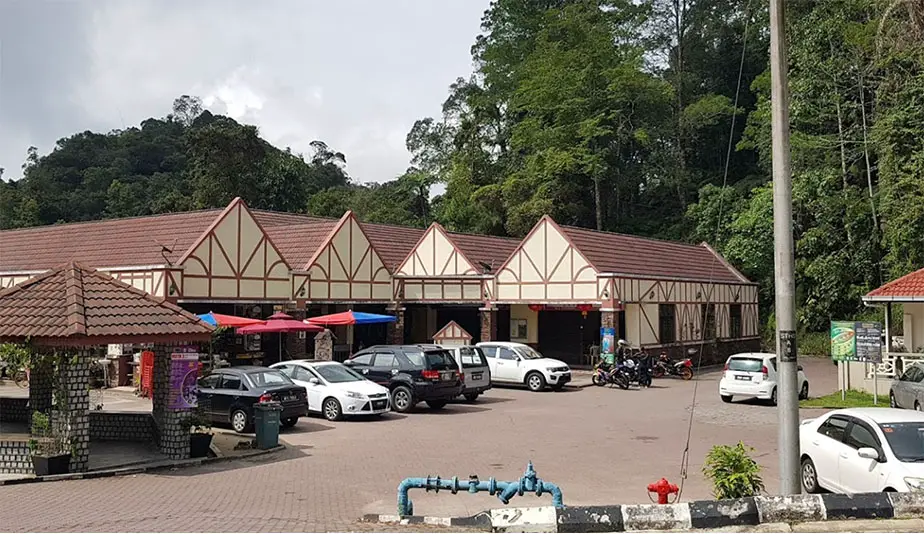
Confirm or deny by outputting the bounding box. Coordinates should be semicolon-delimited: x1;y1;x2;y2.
800;408;924;493
270;360;391;421
718;352;808;405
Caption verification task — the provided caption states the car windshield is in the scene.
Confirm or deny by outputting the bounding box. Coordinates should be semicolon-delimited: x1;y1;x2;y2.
425;350;456;370
515;346;544;360
246;370;293;387
727;358;763;372
315;364;364;383
458;347;488;368
879;422;924;462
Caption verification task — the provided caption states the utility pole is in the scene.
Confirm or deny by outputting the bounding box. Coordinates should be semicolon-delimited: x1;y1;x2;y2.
769;0;801;495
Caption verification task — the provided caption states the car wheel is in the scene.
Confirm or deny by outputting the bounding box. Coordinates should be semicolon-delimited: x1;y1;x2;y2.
231;409;251;433
799;382;809;400
890;391;898;408
526;372;546;392
770;387;778;406
721;394;733;403
390;386;414;413
281;417;298;428
801;457;821;493
463;392;480;402
322;397;343;421
427;400;447;410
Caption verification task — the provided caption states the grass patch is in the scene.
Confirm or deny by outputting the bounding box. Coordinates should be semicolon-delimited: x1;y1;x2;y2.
800;389;883;409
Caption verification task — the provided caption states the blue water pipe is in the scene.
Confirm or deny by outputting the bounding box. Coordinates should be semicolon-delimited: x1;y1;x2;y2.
396;461;563;516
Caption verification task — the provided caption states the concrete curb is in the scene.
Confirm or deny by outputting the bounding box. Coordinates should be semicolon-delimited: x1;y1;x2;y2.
0;444;284;486
363;491;920;532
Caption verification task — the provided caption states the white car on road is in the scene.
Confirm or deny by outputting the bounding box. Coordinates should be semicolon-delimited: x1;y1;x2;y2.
270;360;390;421
800;408;924;493
719;352;808;405
476;341;571;392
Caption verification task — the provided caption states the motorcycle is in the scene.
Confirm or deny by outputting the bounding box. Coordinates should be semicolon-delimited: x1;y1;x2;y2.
652;350;695;380
592;360;630;389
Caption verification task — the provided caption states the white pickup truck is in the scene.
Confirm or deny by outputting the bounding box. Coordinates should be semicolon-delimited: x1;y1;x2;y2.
476;341;571;392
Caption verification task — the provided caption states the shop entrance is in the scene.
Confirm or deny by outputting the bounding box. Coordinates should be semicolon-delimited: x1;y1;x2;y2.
537;310;603;367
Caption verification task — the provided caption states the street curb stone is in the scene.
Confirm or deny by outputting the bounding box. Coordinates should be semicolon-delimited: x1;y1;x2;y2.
0;444;284;486
689;497;759;529
363;491;922;532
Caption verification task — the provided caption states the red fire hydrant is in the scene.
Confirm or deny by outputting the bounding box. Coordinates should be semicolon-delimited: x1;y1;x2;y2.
647;478;679;504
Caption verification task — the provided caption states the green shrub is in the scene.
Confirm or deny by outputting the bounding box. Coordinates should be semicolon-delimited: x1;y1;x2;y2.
798;331;830;358
702;442;765;499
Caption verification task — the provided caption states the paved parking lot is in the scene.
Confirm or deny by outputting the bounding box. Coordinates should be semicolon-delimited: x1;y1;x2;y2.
0;358;839;531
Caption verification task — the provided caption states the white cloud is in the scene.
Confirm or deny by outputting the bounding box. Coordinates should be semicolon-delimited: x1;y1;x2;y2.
1;0;490;183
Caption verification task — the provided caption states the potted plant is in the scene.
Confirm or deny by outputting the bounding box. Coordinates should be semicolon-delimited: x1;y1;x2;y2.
28;411;71;476
181;403;213;458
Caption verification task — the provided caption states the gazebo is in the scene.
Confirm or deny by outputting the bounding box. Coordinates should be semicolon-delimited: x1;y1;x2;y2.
0;262;213;474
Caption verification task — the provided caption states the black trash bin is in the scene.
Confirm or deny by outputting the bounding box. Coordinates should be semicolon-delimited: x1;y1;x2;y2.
253;401;282;449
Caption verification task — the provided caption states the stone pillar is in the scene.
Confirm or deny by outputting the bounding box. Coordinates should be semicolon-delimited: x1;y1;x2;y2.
152;344;191;460
29;353;54;416
315;330;334;361
386;305;405;345
480;306;497;343
58;349;92;472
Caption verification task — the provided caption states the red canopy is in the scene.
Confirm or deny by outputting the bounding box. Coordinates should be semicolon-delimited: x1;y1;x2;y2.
237;312;322;334
199;312;265;328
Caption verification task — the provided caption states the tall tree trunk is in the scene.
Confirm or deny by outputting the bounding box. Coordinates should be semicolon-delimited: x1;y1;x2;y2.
830;40;853;248
594;175;603;231
859;70;883;285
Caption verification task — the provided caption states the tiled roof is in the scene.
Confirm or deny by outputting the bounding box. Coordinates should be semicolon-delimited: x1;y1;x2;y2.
558;224;749;284
0;209;223;271
866;268;924;300
362;224;427;272
0;262;214;344
254;209;427;271
262;220;339;268
447;232;520;275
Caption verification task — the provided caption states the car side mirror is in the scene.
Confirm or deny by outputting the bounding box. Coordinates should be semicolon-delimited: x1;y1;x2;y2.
343;360;353;365
308;377;320;385
798;365;804;371
857;447;879;461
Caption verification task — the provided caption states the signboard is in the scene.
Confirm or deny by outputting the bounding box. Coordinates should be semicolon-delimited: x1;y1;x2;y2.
601;327;615;365
169;348;200;409
831;321;882;363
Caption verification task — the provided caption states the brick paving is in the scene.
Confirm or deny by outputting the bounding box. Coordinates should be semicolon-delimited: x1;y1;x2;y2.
0;359;838;531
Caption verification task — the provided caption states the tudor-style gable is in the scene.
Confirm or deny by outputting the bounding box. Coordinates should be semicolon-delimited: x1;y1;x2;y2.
495;216;599;302
303;211;391;301
179;198;291;300
396;223;477;277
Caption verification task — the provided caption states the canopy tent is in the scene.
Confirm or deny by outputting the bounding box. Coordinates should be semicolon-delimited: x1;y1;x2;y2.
237;312;322;362
305;310;396;326
197;312;265;328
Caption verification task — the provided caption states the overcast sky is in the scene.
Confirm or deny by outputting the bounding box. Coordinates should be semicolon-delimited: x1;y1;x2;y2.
0;0;489;185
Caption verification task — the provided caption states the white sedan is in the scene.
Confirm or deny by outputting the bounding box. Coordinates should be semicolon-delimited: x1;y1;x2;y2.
800;408;924;493
270;360;390;421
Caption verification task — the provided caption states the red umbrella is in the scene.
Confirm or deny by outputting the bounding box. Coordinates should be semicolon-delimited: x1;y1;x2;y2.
237;312;322;334
197;312;265;328
237;313;322;362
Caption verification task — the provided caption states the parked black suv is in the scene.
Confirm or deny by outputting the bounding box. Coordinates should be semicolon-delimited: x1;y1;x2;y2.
344;345;464;413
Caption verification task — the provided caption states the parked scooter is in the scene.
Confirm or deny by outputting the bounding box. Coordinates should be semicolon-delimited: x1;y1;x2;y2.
651;349;695;380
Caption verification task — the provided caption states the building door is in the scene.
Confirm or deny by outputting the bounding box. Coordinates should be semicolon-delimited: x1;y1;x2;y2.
538;311;584;366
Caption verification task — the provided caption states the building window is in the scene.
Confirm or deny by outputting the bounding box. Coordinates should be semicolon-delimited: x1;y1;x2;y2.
701;303;716;340
511;318;528;340
729;304;743;339
659;304;676;344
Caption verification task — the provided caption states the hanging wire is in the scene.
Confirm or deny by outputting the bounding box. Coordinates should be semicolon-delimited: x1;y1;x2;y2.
676;1;753;501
